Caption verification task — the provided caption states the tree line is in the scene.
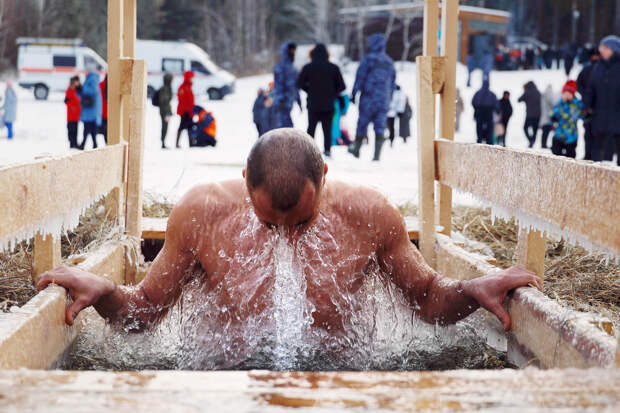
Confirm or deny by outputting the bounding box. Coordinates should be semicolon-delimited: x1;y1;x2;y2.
1;0;619;75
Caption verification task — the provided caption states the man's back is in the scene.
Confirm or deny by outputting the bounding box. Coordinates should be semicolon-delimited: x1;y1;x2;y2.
297;47;346;112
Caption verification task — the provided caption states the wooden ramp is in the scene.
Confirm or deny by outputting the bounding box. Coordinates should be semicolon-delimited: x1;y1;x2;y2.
141;216;441;242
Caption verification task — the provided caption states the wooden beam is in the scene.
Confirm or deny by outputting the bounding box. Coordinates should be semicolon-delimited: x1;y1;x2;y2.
514;228;546;279
437;0;459;237
416;56;436;268
430;56;446;94
122;0;137;148
435;234;617;369
435;140;620;255
423;0;439;57
125;59;147;240
119;58;134;95
0;145;126;249
106;0;125;225
33;233;61;284
1;369;619;411
0;243;128;369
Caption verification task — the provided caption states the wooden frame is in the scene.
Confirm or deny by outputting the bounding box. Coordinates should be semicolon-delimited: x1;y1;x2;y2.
416;0;619;363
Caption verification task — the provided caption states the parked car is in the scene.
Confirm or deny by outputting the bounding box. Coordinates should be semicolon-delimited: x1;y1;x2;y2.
136;39;236;100
17;37;107;100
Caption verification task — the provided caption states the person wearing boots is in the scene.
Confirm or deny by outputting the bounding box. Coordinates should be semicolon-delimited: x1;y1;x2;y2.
349;33;396;161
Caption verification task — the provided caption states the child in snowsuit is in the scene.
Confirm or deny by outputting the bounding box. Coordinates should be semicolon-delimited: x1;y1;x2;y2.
189;105;216;147
551;80;582;158
79;72;102;150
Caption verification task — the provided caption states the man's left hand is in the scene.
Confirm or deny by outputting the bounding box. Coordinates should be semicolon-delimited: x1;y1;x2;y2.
461;267;542;331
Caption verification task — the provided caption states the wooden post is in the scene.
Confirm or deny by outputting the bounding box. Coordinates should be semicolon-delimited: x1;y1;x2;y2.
122;0;136;145
125;58;146;240
515;228;546;280
416;56;436;268
105;0;125;226
33;233;61;284
437;0;459;237
423;0;439;56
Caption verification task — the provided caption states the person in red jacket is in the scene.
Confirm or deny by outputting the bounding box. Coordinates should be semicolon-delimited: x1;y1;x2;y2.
99;74;108;144
176;71;195;148
64;76;81;148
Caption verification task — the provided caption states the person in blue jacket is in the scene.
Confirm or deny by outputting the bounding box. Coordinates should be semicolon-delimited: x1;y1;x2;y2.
349;33;396;161
273;42;301;128
79;72;102;150
1;82;17;139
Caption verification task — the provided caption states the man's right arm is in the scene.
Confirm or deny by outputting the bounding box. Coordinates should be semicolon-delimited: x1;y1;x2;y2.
37;190;199;329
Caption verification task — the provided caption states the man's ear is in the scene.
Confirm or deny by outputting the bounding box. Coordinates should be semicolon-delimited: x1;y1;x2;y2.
242;168;246;179
323;163;328;176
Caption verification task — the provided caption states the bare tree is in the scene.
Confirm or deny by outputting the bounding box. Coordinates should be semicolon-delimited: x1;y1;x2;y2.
383;0;397;40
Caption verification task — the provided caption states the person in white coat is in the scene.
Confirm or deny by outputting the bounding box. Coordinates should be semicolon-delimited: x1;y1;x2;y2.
387;85;406;146
540;84;558;149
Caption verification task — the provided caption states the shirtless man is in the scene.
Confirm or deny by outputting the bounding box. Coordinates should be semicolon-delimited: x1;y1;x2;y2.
38;129;541;337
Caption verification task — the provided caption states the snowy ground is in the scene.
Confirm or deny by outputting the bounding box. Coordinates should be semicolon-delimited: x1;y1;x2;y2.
0;63;596;206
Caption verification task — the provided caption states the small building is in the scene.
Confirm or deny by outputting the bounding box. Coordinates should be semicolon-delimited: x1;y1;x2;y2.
337;1;510;65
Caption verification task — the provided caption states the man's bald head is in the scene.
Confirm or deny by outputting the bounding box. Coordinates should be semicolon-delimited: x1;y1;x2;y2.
245;129;324;212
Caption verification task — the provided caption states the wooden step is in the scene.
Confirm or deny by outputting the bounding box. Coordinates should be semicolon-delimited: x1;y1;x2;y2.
142;216;442;242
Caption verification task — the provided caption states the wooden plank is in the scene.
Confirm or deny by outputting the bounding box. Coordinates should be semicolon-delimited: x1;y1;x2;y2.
437;0;459;237
435;234;617;369
423;0;439;57
430;56;445;94
125;59;147;240
416;56;437;268
106;0;125;224
435;140;620;255
142;217;167;240
0;243;128;369
107;0;123;146
0;145;126;249
33;232;61;284
122;0;137;147
0;369;619;412
514;228;546;280
119;58;134;95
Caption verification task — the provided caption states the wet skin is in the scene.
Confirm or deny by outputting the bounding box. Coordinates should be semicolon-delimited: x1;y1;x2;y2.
38;173;542;334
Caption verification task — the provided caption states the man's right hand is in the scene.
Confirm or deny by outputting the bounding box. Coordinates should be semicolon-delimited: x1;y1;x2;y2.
37;266;116;326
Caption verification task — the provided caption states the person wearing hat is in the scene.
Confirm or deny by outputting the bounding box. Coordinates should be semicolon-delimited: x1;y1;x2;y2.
584;35;620;165
176;71;195;148
550;80;582;159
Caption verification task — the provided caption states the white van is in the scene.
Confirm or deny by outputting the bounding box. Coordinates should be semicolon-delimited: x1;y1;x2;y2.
136;39;235;100
17;38;107;100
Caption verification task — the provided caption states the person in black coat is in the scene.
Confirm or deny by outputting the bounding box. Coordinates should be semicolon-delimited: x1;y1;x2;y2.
297;43;346;157
518;81;542;147
584;35;620;165
497;91;512;146
472;80;498;145
577;48;600;160
252;88;266;137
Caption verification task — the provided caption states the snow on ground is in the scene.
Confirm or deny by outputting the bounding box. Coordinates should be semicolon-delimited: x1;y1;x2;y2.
0;63;593;207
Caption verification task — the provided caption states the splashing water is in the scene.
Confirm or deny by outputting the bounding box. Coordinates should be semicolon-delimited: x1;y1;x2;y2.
60;213;509;371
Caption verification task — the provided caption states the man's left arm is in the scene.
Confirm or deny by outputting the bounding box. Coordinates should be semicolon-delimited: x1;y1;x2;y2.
375;200;542;330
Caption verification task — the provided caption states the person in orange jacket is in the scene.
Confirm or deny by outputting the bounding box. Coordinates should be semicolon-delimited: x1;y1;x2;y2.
189;105;217;147
176;71;195;148
64;76;81;148
99;74;108;144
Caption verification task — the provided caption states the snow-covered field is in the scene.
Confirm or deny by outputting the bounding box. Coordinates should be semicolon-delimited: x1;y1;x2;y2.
0;63;591;206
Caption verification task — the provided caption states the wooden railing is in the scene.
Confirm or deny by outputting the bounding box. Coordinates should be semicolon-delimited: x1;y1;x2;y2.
417;0;619;367
0;0;146;369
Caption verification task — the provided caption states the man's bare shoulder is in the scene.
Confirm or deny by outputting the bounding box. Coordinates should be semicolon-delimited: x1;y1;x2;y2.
325;180;402;225
169;180;247;228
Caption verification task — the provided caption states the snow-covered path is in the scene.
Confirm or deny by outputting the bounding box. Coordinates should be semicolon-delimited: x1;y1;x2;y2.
0;63;589;205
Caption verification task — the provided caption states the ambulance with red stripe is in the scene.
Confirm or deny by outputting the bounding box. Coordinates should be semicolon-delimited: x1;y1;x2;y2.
17;38;107;100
